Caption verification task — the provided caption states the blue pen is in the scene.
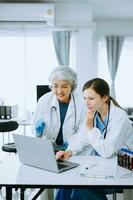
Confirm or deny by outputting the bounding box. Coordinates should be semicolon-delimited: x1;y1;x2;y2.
80;174;114;179
85;163;97;170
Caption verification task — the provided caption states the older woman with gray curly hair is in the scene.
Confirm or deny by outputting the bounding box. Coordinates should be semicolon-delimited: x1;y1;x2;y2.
33;66;86;151
32;66;86;200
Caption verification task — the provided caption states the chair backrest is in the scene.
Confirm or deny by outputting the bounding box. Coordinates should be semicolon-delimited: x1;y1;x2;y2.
0;121;18;132
36;85;51;101
126;107;133;115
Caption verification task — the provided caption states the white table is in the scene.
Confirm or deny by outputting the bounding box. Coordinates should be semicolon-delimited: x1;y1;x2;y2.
0;154;133;185
0;154;133;199
17;119;31;135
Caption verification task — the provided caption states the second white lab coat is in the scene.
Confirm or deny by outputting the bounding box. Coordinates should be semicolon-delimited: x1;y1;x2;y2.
68;101;133;158
32;91;86;143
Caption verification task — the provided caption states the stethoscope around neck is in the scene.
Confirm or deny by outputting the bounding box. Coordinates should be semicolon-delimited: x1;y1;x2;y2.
93;101;111;139
50;93;78;134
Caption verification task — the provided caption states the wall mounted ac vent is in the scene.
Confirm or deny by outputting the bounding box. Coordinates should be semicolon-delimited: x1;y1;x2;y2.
0;3;55;26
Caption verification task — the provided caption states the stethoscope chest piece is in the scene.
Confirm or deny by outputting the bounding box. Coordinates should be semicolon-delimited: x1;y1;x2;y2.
73;125;78;133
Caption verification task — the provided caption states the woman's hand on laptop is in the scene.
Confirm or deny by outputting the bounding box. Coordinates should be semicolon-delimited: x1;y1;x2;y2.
56;150;73;161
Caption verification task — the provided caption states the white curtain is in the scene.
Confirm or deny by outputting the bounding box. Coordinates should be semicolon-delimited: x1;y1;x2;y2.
53;31;71;66
106;36;125;98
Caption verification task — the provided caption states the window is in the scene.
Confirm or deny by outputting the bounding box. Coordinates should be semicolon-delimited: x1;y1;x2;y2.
98;37;133;108
0;27;75;118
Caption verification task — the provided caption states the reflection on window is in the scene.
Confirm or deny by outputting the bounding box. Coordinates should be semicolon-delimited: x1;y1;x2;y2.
0;29;75;118
0;31;58;117
98;37;133;108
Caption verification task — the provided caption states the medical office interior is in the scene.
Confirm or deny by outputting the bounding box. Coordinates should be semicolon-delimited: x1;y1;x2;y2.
0;0;133;199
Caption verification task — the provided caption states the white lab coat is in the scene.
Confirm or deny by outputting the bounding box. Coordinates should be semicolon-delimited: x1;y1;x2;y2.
68;101;133;158
32;91;86;143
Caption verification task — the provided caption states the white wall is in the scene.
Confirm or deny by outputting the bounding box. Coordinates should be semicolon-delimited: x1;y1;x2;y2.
56;3;133;87
55;2;133;90
2;2;133;92
55;1;92;27
75;29;94;91
55;1;95;91
95;20;133;36
91;20;133;81
0;1;95;97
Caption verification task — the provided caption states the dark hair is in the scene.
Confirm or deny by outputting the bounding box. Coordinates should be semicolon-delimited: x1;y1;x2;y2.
83;78;121;108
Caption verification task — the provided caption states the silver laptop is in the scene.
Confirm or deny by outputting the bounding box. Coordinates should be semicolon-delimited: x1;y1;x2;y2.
13;134;79;173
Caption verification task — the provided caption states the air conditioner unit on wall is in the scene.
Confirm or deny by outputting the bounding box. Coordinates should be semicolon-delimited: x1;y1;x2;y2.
0;3;55;26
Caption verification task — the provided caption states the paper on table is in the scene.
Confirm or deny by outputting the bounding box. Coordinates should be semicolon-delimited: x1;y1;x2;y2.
79;156;117;178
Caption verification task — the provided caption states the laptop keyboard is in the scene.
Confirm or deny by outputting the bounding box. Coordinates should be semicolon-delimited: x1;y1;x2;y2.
57;162;68;169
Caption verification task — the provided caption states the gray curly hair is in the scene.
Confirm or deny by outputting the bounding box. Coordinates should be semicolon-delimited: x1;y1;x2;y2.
49;66;78;91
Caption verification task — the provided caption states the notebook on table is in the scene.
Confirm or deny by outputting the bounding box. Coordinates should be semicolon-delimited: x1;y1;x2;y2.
13;134;79;173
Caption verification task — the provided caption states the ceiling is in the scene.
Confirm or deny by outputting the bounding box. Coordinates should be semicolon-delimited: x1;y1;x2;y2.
0;0;133;21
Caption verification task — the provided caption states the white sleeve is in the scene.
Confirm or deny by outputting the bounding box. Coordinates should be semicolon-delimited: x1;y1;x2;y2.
87;113;133;158
67;125;90;155
67;95;89;154
31;96;47;135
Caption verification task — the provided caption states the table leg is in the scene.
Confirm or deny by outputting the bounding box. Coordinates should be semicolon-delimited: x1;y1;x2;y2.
20;188;25;200
6;187;12;200
31;188;44;200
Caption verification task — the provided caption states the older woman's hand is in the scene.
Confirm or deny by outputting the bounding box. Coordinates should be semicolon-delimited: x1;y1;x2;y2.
56;150;73;161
